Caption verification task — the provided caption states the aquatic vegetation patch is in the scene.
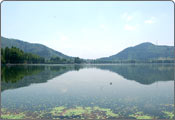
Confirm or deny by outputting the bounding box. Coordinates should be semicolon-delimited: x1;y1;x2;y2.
106;111;119;117
63;107;87;116
1;108;27;119
93;106;119;118
1;108;7;113
129;111;153;119
129;115;153;119
49;106;119;119
160;104;174;107
36;110;50;119
50;106;66;116
84;107;93;114
162;111;174;119
1;113;26;119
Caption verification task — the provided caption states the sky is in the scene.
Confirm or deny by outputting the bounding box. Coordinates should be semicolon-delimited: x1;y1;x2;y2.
1;1;174;59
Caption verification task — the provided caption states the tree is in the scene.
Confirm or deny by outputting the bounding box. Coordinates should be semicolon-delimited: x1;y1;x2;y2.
74;57;82;64
1;48;5;64
5;47;10;63
50;56;61;63
1;47;45;64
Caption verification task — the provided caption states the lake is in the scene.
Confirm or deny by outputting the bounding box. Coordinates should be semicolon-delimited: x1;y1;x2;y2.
1;64;174;119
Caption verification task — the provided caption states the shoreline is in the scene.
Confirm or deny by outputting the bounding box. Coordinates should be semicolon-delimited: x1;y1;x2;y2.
1;62;174;66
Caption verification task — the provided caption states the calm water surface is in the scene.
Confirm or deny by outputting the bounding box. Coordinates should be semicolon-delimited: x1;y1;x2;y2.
1;64;174;119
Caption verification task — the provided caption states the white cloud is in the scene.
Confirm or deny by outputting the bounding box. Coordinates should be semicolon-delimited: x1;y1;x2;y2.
144;17;156;24
122;12;128;18
126;16;133;21
99;24;105;29
60;35;68;41
99;24;109;31
124;24;137;31
122;12;133;22
56;32;69;41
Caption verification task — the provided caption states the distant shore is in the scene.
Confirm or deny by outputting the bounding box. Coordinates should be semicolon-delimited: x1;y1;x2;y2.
1;62;174;66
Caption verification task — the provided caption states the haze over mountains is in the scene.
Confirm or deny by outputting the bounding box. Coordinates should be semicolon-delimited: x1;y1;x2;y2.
1;36;174;61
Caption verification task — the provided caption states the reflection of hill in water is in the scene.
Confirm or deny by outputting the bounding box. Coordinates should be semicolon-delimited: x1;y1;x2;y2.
95;64;174;85
1;64;174;92
1;65;83;92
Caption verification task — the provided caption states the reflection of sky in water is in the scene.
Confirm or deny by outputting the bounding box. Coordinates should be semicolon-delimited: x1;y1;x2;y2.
1;65;174;115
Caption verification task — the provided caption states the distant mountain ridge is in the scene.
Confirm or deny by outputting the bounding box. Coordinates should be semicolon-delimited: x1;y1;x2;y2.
1;36;174;61
99;42;174;61
1;37;72;59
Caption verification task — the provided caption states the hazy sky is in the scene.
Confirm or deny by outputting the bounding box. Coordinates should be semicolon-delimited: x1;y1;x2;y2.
2;1;174;59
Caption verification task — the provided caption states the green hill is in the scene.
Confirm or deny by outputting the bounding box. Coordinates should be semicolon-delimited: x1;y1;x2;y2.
1;37;72;59
2;37;174;62
99;42;174;61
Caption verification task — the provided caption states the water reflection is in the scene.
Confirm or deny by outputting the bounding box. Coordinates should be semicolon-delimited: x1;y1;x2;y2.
1;64;174;92
95;64;174;84
1;65;83;92
1;64;174;119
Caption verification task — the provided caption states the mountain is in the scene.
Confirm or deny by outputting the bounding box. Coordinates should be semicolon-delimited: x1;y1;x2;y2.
1;37;174;62
99;42;174;61
1;37;72;59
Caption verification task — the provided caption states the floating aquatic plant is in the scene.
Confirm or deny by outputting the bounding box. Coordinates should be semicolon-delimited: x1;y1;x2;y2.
36;110;49;118
84;107;93;114
93;106;119;118
129;111;153;119
1;113;26;119
63;107;86;116
162;111;174;119
50;106;66;116
49;106;119;119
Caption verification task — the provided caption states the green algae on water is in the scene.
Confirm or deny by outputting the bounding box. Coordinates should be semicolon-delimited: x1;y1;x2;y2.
129;111;153;119
93;106;119;118
50;106;66;116
63;107;86;116
130;115;153;119
1;113;26;119
49;106;119;119
162;111;174;119
36;110;49;118
84;107;93;114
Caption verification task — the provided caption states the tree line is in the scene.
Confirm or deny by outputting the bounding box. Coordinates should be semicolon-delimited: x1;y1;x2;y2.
1;47;45;64
90;59;174;64
1;46;173;64
1;47;85;64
